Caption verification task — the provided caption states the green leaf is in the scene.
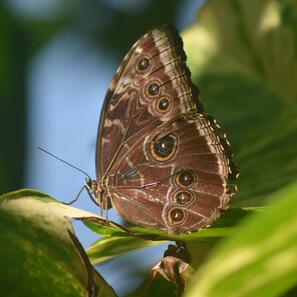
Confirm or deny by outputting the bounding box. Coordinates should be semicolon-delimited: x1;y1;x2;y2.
85;207;259;265
185;180;297;297
0;189;117;297
87;235;161;265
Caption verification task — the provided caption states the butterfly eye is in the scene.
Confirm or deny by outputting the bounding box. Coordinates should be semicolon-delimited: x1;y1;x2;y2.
149;133;178;162
156;97;171;113
137;57;150;71
174;190;194;206
176;170;197;187
146;81;160;97
167;207;186;225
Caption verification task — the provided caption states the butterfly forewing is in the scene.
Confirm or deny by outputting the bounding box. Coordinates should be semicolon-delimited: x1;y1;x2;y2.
96;26;198;178
95;25;238;233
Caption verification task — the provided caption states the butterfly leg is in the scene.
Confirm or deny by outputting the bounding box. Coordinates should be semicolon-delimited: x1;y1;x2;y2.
105;203;109;224
63;184;86;205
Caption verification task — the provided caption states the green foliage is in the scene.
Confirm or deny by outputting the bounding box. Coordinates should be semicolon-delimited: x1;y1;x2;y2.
183;0;297;206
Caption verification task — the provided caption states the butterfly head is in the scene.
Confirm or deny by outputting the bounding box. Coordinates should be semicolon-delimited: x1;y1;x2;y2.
85;178;112;210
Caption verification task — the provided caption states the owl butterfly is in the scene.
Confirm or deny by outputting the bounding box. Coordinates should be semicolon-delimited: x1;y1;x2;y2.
87;25;239;233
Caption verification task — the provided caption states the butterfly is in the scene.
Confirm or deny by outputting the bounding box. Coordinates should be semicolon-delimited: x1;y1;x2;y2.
86;25;239;233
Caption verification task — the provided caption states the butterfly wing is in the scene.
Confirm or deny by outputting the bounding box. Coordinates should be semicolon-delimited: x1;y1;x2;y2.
97;26;238;233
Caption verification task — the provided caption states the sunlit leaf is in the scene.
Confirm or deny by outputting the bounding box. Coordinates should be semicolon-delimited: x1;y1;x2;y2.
185;180;297;297
0;189;117;297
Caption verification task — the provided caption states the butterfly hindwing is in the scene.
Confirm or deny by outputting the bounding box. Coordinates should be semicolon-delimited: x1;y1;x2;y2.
108;114;236;232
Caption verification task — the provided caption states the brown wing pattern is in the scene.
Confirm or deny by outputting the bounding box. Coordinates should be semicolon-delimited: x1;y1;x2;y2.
96;26;199;178
97;26;238;233
107;113;237;232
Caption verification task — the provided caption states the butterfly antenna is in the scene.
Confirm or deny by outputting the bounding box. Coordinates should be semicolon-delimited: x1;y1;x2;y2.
37;147;92;181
